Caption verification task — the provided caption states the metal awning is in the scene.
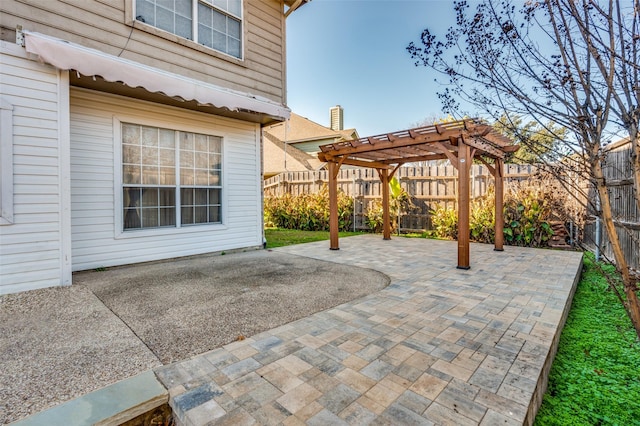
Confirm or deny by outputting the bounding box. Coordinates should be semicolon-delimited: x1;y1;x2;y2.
23;31;290;122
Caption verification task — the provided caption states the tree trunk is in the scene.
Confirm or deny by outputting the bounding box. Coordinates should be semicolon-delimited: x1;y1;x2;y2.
594;159;640;339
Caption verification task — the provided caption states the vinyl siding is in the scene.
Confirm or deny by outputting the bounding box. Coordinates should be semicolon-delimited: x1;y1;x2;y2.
69;88;262;272
0;0;286;103
0;43;67;294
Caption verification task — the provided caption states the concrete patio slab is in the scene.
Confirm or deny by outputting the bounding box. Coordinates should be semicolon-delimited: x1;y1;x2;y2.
156;235;583;425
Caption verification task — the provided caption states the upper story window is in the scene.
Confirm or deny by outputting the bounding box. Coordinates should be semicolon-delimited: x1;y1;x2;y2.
135;0;242;59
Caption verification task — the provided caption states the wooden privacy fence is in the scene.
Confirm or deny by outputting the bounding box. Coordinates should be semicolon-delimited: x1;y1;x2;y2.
583;147;640;271
264;164;535;231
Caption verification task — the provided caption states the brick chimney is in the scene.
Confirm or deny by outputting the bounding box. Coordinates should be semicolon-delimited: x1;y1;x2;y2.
330;105;343;131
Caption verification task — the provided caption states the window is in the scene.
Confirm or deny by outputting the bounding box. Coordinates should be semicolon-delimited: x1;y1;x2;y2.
135;0;242;58
122;123;222;231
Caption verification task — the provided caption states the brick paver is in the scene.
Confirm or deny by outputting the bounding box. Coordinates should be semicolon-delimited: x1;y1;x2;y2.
154;236;582;425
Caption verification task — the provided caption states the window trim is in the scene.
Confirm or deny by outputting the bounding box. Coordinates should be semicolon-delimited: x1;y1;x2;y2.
0;98;14;225
113;116;228;239
126;0;246;63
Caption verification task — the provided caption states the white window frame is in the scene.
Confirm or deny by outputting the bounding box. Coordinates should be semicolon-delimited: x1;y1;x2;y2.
113;116;227;238
132;0;244;60
0;98;14;225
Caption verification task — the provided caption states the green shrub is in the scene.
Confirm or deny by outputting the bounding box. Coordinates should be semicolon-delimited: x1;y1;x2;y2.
365;200;385;233
264;186;353;232
430;205;458;239
429;181;555;247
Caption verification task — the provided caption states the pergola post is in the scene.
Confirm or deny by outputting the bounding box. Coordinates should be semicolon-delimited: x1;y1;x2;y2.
379;168;391;240
328;161;340;250
494;158;505;251
457;140;471;269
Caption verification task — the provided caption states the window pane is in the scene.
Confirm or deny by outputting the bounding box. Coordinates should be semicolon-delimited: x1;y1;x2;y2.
176;0;192;17
212;30;225;51
141;126;158;146
135;0;155;25
228;0;241;17
159;148;174;167
209;153;221;170
176;15;192;40
141;207;159;227
195;153;208;169
141;188;158;207
160;167;175;185
199;3;212;26
181;188;193;205
179;132;193;150
194;188;207;205
123;165;141;184
142;147;158;165
209;188;220;204
123;187;142;229
209;205;221;223
180;169;194;185
159;129;175;148
212;10;226;32
194;169;209;185
228;17;240;38
198;25;212;47
142;166;159;184
194;206;207;223
228;38;240;58
160;207;176;226
122;123;140;144
181;206;193;224
180;150;194;168
159;188;175;206
123;144;141;164
209;170;221;186
209;136;221;153
195;134;208;152
156;6;174;33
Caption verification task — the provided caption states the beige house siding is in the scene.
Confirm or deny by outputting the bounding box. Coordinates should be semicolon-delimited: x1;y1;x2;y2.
0;0;286;103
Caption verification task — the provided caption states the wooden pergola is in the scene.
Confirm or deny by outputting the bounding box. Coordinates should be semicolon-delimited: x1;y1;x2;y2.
317;119;519;269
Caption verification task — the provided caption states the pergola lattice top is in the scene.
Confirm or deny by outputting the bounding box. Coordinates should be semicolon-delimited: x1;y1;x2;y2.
318;119;518;169
316;119;519;269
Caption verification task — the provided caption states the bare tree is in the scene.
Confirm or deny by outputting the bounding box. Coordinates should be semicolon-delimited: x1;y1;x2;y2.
407;0;640;338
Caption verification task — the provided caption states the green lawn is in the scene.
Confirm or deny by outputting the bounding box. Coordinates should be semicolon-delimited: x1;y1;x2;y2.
264;228;365;248
534;254;640;425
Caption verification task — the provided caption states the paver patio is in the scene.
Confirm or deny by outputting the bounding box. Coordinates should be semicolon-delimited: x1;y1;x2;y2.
155;235;583;425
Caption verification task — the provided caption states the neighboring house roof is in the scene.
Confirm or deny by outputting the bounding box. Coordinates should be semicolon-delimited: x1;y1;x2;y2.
604;137;631;152
264;113;358;145
263;132;324;179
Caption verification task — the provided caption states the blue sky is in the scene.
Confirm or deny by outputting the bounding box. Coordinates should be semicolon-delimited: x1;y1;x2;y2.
286;0;462;137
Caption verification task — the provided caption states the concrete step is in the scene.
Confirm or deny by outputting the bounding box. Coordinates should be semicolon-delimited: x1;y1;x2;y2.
11;370;168;426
